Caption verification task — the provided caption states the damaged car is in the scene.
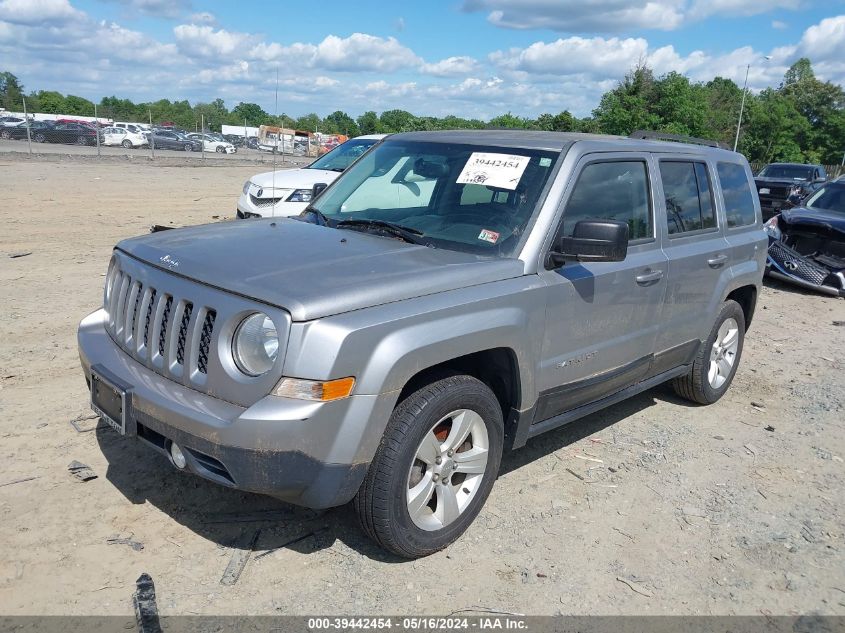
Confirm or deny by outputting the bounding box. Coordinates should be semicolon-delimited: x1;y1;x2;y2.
764;179;845;298
755;163;827;221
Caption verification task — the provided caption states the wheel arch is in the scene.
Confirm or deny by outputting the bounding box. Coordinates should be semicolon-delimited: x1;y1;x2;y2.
724;284;757;332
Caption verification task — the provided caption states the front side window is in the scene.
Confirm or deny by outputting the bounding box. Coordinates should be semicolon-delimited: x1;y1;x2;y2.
660;161;717;235
717;162;757;227
805;183;845;214
561;160;652;241
308;140;559;256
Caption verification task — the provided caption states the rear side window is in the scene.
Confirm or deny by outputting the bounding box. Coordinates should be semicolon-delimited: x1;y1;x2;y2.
717;162;757;227
660;161;717;235
562;161;652;241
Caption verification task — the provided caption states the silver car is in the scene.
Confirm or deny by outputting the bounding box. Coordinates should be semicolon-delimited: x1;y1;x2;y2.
78;130;766;558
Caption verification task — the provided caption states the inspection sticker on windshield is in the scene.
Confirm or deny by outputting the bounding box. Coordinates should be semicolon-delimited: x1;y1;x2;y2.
478;229;500;244
457;152;531;190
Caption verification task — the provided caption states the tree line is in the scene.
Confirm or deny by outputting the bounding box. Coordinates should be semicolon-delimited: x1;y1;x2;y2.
1;58;843;164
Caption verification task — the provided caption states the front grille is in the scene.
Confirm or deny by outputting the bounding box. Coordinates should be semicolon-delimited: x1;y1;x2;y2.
197;311;216;374
176;303;193;365
105;263;218;387
769;241;828;285
758;185;789;200
250;193;283;208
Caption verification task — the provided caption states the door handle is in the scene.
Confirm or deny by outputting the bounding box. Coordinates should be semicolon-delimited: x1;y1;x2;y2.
636;270;664;285
707;254;728;268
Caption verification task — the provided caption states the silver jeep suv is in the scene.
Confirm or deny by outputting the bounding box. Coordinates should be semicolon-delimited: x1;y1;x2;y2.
78;130;766;558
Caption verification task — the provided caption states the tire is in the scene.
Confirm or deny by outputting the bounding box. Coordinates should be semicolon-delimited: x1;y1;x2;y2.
672;299;745;405
354;373;504;558
215;146;225;153
122;139;132;149
34;133;45;143
76;135;88;145
184;143;193;152
0;130;10;140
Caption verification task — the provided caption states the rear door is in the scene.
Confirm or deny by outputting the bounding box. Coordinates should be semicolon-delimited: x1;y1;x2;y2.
714;160;763;284
537;153;668;420
653;157;730;362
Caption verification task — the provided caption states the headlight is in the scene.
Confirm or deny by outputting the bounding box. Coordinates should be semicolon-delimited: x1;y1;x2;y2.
763;216;782;241
232;313;279;376
288;189;312;203
242;180;252;195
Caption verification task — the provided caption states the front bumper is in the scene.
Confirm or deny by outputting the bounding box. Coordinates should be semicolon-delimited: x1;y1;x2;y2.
765;240;845;298
78;309;392;508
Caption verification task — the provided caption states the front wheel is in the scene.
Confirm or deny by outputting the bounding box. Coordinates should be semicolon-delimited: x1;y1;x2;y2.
76;135;89;145
672;299;745;404
215;145;225;153
34;133;46;143
183;143;193;152
0;130;10;140
354;374;503;558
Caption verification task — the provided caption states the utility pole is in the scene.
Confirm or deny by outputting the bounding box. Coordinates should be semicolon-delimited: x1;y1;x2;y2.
733;64;750;153
23;96;32;155
149;110;155;159
94;103;100;157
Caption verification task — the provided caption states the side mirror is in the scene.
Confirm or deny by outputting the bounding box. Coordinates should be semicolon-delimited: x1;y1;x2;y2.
312;182;328;199
547;220;629;269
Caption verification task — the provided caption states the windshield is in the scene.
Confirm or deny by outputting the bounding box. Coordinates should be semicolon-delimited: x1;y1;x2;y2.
805;183;845;214
759;165;814;181
308;138;380;172
308;140;559;256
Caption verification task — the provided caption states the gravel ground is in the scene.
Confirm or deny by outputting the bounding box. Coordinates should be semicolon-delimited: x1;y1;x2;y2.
0;155;844;616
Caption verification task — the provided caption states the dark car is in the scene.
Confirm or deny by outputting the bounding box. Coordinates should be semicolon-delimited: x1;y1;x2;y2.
223;134;246;147
764;180;845;297
755;163;827;221
0;120;54;141
150;129;202;152
40;122;104;146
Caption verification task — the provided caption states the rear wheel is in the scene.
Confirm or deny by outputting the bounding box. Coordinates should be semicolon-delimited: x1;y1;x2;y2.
0;129;10;140
354;374;503;558
672;299;745;404
34;133;46;143
121;139;132;149
76;135;88;145
183;143;193;152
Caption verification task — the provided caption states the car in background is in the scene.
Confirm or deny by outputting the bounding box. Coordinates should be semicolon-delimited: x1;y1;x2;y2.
0;116;25;127
102;126;149;149
1;120;54;141
764;179;845;297
237;134;386;218
187;133;237;154
223;134;246;147
41;122;104;146
149;129;202;152
755;163;827;221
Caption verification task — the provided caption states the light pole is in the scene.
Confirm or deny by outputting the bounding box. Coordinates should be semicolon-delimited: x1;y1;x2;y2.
734;56;771;152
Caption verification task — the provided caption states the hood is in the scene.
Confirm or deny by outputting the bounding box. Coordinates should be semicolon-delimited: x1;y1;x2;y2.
250;168;340;191
116;219;524;321
780;206;845;235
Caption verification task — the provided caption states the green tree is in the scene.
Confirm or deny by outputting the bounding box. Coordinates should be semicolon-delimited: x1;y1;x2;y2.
651;72;710;137
64;94;95;116
593;64;661;135
488;112;532;128
322;110;359;136
741;89;809;162
229;102;269;127
34;90;67;114
294;112;320;131
378;109;418;132
703;77;743;146
0;71;24;111
357;110;379;134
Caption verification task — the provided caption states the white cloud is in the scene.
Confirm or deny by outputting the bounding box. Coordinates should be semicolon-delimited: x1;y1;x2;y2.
313;33;420;72
420;56;480;76
173;24;254;59
0;0;82;24
491;36;650;76
107;0;191;19
462;0;685;32
772;20;788;30
463;0;804;32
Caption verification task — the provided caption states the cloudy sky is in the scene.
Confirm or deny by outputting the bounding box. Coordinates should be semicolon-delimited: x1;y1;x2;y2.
1;0;844;119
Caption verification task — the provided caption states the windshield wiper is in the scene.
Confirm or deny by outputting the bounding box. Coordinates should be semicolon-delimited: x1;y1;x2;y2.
336;219;426;245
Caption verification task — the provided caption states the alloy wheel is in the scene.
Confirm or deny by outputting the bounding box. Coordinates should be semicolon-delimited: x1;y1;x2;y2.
708;317;739;389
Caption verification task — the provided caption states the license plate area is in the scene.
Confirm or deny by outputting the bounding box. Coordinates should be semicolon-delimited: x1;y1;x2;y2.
90;367;132;436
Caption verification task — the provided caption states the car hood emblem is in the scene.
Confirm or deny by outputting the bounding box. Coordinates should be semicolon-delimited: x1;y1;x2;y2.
257;188;263;197
159;254;180;268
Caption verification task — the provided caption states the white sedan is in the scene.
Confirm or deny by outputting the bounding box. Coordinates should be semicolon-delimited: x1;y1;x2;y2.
187;133;237;154
102;127;149;148
237;134;386;218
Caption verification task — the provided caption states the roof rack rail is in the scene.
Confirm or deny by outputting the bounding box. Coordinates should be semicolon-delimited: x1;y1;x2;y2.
630;130;729;150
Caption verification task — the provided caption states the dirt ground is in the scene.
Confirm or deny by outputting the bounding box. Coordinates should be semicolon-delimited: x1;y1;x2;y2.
1;155;844;617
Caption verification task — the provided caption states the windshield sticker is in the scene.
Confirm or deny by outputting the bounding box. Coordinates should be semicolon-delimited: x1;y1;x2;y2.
478;229;500;244
539;157;552;167
457;152;531;190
